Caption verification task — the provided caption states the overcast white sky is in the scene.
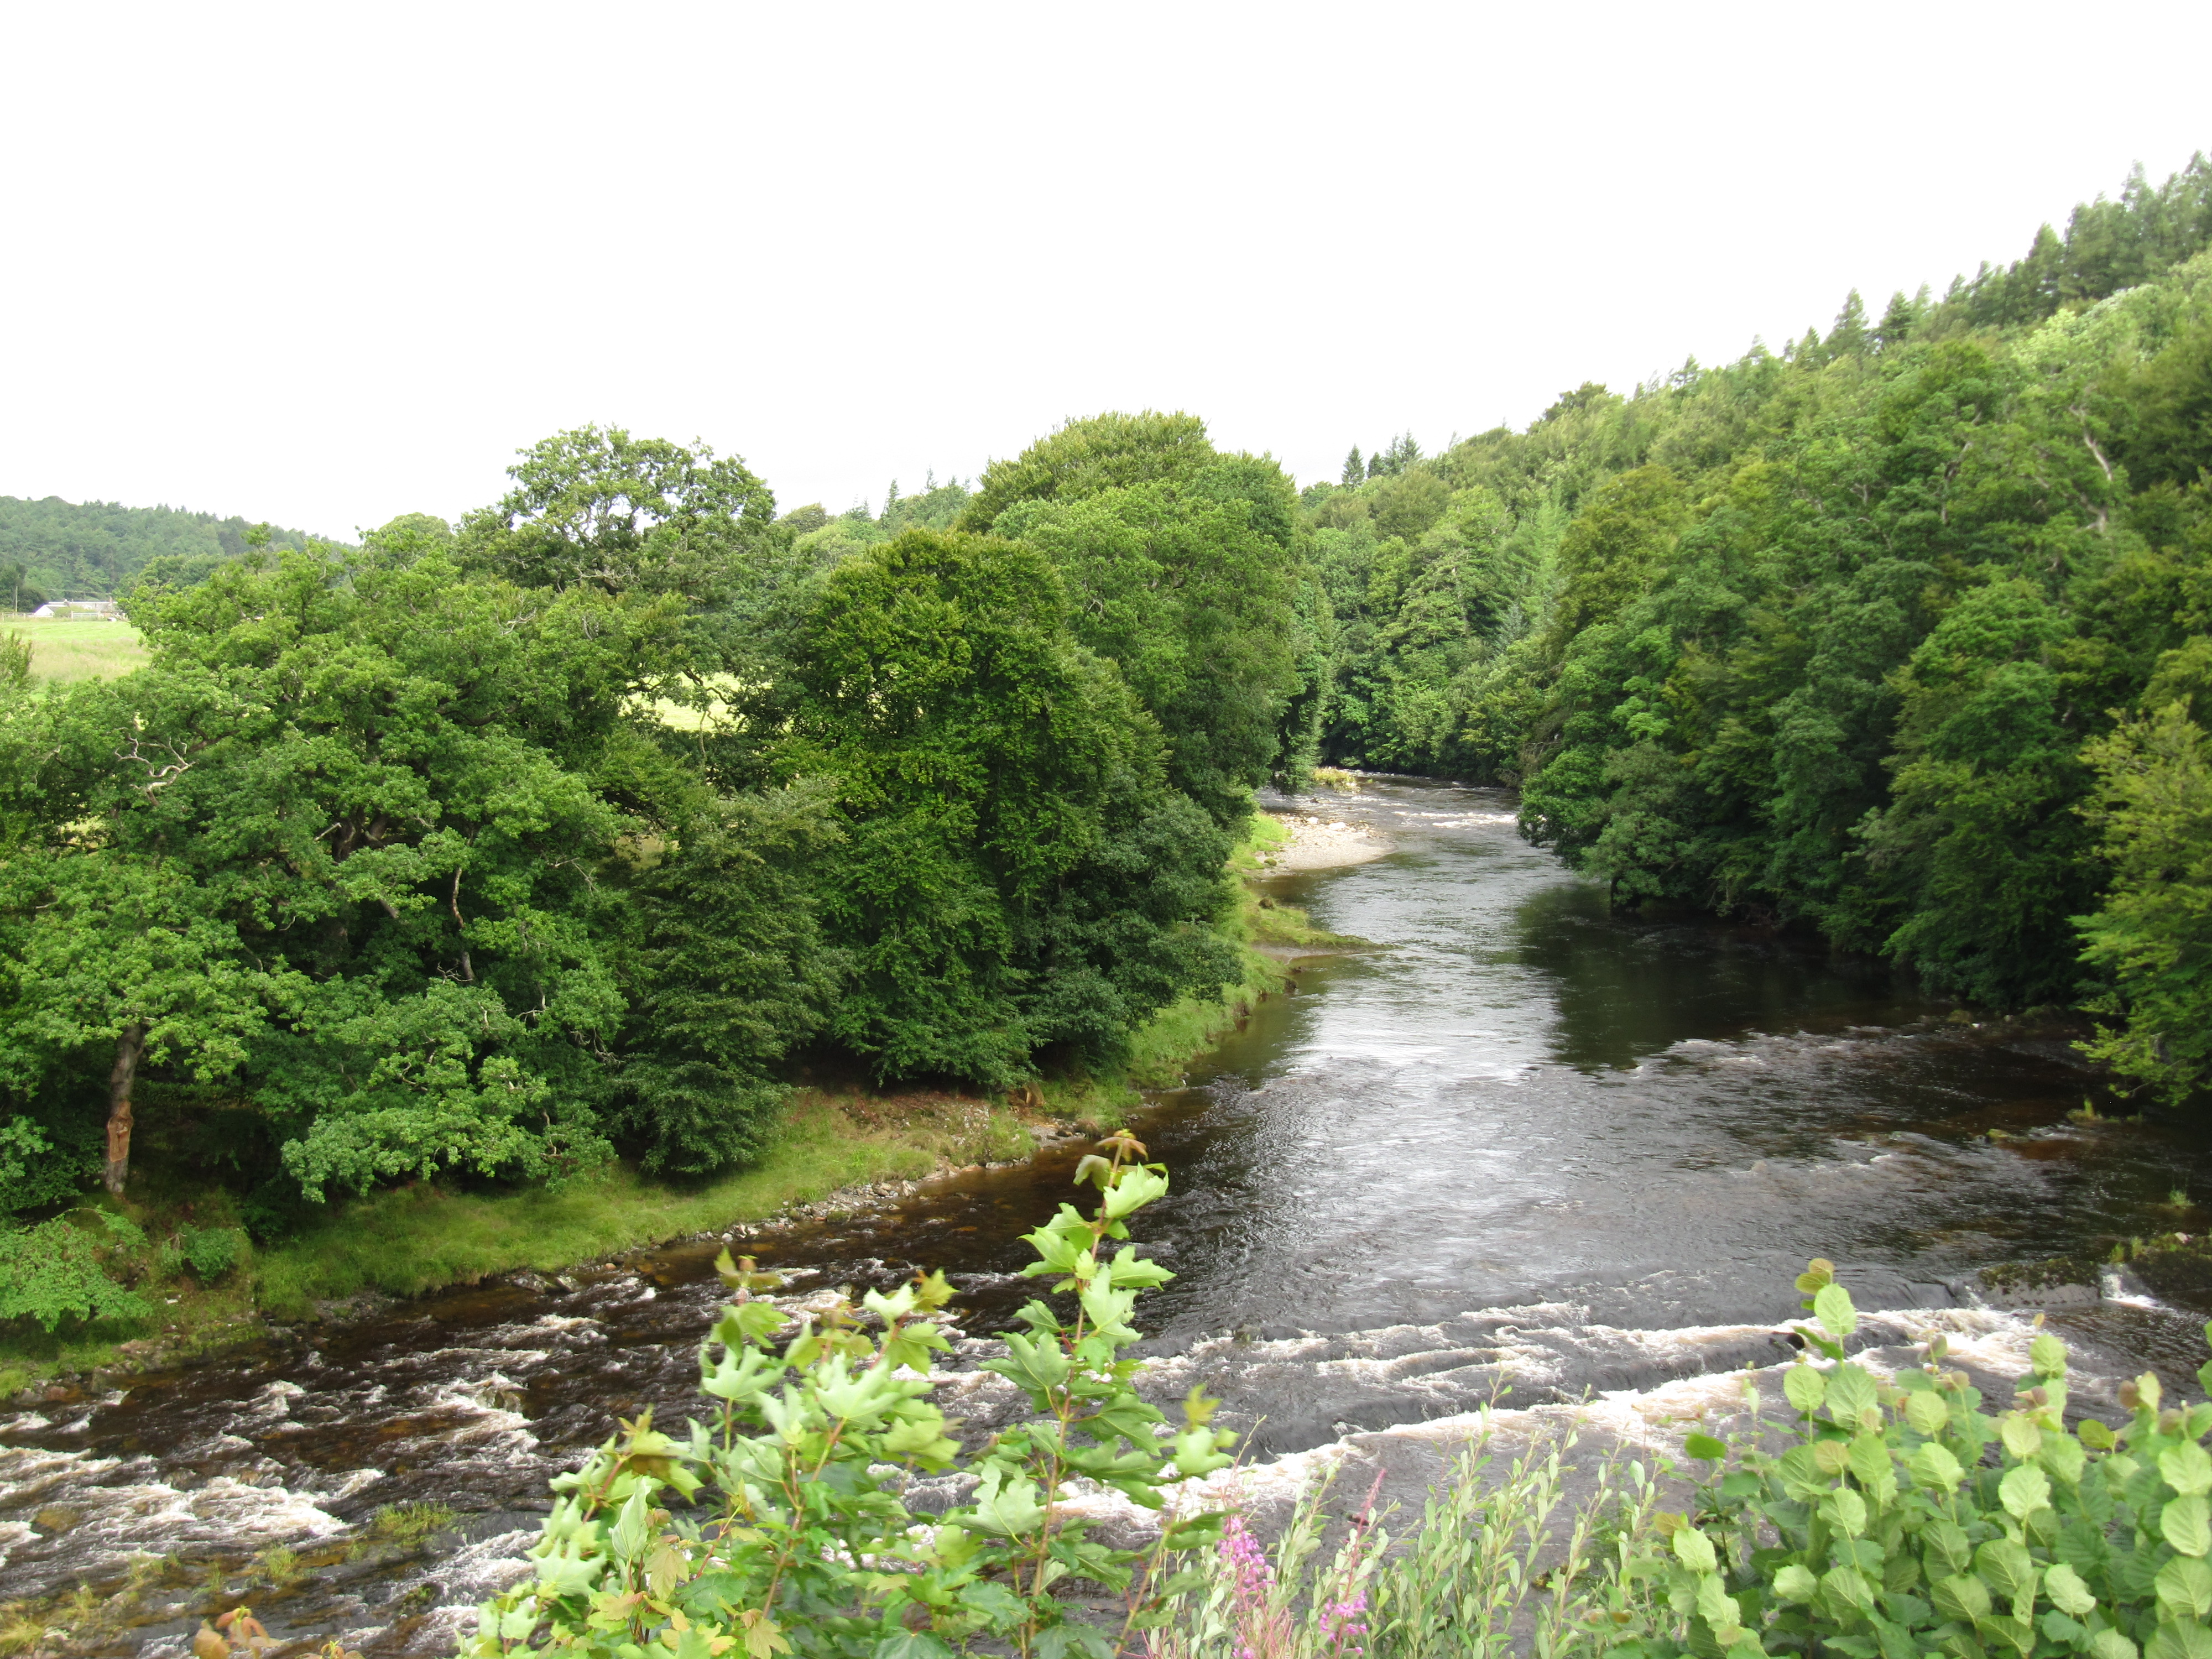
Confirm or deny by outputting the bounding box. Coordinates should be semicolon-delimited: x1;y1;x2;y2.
3;2;2209;537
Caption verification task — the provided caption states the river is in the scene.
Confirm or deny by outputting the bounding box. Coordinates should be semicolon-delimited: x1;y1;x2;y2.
3;778;2205;1655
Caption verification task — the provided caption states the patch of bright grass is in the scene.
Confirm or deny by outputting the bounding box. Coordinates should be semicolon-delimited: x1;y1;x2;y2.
371;1501;457;1544
6;615;149;683
253;1092;1027;1316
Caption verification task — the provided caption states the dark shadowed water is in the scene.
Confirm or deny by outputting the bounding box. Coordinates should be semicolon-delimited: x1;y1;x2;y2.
5;778;2205;1653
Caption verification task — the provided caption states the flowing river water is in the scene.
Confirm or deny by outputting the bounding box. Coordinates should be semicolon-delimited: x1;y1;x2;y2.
5;778;2209;1654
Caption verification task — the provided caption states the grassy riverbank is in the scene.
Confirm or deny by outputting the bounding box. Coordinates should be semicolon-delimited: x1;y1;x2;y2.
1;811;1358;1396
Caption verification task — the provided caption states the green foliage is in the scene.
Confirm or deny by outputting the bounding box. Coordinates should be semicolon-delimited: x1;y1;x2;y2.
0;1114;83;1215
1613;1260;2212;1659
0;494;325;602
461;1132;1232;1659
1300;155;2212;1081
2077;701;2212;1104
958;409;1218;531
159;1223;245;1280
753;527;1235;1086
1927;154;2212;336
973;413;1308;825
616;785;846;1173
457;425;780;606
0;1212;153;1332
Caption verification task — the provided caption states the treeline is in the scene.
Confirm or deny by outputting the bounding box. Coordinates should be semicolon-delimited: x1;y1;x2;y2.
0;495;327;606
4;152;2211;1246
1311;151;2212;1108
0;423;1305;1230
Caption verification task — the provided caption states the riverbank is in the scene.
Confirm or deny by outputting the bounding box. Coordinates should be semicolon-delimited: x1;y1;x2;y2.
0;810;1364;1398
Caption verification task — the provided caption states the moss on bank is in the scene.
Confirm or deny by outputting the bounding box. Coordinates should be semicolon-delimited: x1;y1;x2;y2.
1;812;1359;1395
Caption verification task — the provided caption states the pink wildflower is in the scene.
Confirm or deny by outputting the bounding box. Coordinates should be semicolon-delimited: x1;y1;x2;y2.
1219;1510;1286;1659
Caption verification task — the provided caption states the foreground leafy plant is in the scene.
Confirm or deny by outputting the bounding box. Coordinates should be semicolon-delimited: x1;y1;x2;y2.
463;1131;1233;1659
1616;1259;2212;1659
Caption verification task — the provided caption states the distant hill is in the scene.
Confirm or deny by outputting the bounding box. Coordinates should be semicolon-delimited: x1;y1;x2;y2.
0;495;335;607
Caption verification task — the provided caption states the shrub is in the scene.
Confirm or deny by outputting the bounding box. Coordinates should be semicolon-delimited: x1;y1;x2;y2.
462;1130;1234;1659
159;1223;246;1281
0;1211;152;1332
1614;1259;2212;1659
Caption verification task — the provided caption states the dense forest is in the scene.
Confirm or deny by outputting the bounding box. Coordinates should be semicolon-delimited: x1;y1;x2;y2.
0;495;326;608
2;154;2210;1275
1311;153;2212;1107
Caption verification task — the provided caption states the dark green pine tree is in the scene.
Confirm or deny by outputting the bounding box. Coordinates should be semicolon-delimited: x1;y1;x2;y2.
1342;446;1364;487
880;479;900;529
1871;288;1923;352
1826;290;1869;357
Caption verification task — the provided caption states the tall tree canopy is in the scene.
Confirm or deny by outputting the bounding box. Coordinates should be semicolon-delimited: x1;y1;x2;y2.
1297;152;2212;1102
744;528;1235;1086
968;413;1311;825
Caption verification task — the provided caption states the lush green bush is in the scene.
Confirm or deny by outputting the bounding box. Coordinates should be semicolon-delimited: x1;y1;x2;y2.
160;1222;246;1281
1613;1260;2212;1659
463;1132;1233;1659
0;1209;152;1331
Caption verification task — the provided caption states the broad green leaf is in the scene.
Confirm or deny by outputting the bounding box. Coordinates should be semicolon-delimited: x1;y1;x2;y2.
1814;1281;1859;1339
1100;1165;1169;1221
1848;1433;1893;1490
2031;1332;2069;1378
2170;1495;2212;1558
1922;1519;1974;1576
1906;1391;1949;1436
2090;1630;2142;1659
960;1575;1026;1628
2166;1443;2212;1498
1673;1526;1718;1573
2160;1557;2212;1621
1820;1563;1875;1616
2044;1562;2098;1618
1826;1363;1878;1422
1785;1365;1828;1415
2000;1463;2052;1519
874;1635;955;1659
1822;1487;1870;1536
1933;1572;1992;1624
1976;1538;2039;1608
2147;1621;2212;1659
1773;1564;1819;1603
2043;1431;2088;1485
2000;1414;2044;1460
1104;1248;1173;1289
1035;1623;1115;1659
1697;1570;1742;1631
1684;1431;1728;1462
1911;1443;1965;1490
1975;1613;2038;1658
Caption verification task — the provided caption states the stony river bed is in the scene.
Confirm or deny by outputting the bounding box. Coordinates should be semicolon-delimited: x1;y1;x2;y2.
4;778;2208;1655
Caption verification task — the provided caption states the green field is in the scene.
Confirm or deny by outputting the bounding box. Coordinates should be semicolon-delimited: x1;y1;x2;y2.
2;614;150;683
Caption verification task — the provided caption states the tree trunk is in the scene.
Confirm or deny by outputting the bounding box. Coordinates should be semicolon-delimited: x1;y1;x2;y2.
103;1022;146;1195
